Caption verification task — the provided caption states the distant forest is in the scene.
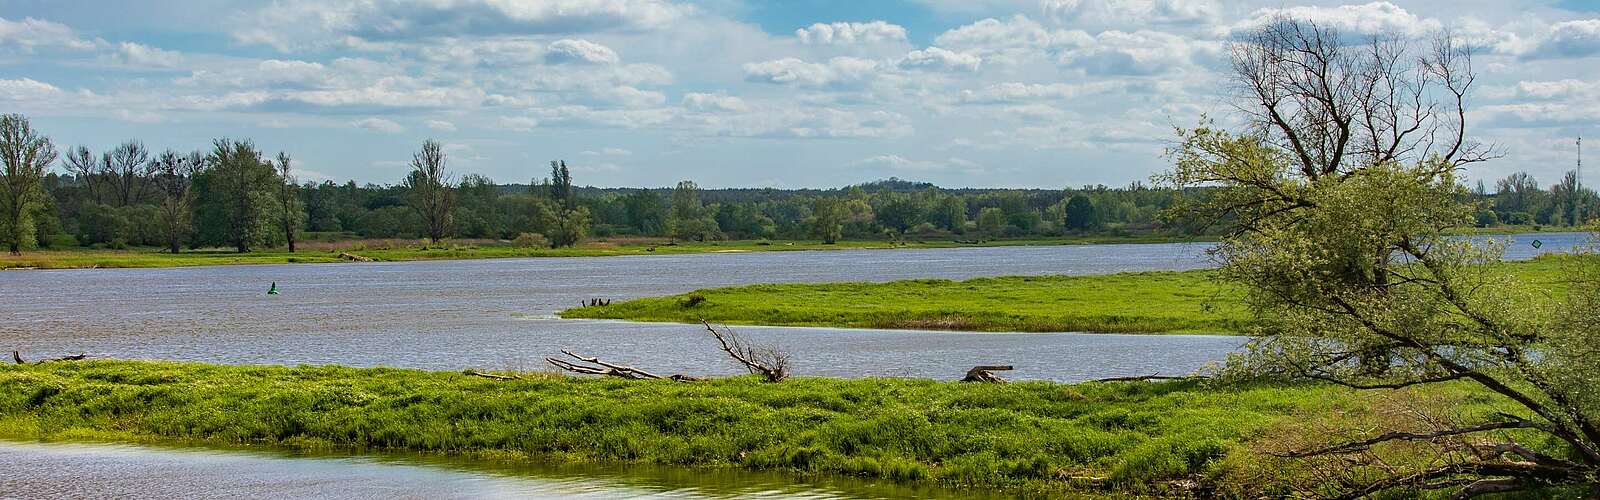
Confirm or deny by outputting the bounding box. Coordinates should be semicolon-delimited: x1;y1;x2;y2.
6;124;1598;253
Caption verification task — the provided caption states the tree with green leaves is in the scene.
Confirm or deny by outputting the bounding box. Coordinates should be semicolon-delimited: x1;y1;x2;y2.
1063;194;1098;230
1163;18;1594;496
809;197;845;244
874;192;924;235
668;180;719;241
404;139;454;244
194;139;276;253
622;189;666;235
548;160;573;210
0;114;56;254
272;151;305;252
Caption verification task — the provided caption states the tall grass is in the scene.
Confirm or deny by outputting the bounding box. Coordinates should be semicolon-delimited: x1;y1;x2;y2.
0;360;1355;496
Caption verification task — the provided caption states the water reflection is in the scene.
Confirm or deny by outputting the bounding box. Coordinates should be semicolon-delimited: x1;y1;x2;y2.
0;440;999;499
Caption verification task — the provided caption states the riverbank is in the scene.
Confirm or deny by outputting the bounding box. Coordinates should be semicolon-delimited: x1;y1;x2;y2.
0;234;1208;270
2;360;1358;496
562;256;1575;334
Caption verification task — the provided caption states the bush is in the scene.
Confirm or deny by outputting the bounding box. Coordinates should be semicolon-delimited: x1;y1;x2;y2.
512;232;550;249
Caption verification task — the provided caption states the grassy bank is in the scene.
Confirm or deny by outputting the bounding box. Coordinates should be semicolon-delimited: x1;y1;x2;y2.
1;360;1357;496
562;256;1577;335
0;234;1208;270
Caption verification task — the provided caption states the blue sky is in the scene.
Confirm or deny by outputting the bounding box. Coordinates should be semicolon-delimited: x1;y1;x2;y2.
1;0;1597;188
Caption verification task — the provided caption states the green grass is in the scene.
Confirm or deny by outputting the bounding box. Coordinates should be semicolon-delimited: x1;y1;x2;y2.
566;271;1245;334
0;234;1208;270
563;256;1579;335
0;360;1359;496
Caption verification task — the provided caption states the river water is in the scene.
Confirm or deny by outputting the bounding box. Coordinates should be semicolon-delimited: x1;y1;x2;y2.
0;233;1582;498
0;232;1581;382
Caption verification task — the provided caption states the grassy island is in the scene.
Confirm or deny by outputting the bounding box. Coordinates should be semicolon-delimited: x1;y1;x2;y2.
562;256;1576;335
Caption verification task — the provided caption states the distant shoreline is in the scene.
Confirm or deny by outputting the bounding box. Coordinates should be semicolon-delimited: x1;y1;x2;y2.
0;233;1213;270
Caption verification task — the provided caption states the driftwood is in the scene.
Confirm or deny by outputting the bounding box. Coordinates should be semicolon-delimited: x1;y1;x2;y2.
13;350;89;365
961;365;1013;383
1089;374;1198;383
702;320;788;382
463;369;520;380
337;252;373;262
545;350;704;382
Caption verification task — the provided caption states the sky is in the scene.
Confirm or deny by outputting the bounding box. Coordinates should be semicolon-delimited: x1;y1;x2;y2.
0;0;1597;189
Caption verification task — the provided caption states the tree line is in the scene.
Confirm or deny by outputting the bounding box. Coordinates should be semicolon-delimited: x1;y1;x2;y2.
0;111;1587;255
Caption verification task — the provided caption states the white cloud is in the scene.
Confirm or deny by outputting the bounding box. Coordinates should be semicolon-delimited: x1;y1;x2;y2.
500;115;539;132
0;78;63;101
1059;30;1204;75
849;155;985;174
933;15;1091;65
0;17;97;52
1224;2;1442;39
352;117;405;133
742;57;882;87
898;47;981;72
1042;0;1218;27
961;82;1079;103
581;147;631;156
233;0;693;50
425;119;457;131
795;21;908;45
117;42;184;67
681;92;748;113
1526;19;1600;59
546;38;620;64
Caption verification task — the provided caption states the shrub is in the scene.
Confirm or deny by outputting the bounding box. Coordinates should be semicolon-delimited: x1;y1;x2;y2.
512;232;549;249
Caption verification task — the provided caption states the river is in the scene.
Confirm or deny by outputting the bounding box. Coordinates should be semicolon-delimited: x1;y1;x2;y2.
0;232;1581;382
0;233;1582;498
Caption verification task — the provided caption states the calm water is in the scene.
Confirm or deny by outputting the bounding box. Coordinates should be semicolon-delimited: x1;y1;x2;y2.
0;233;1580;382
0;440;997;499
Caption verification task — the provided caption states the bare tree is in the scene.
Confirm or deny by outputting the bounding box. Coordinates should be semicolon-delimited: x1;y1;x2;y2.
147;149;203;253
105;139;152;207
0;114;56;255
61;145;102;204
403;139;453;244
1229;19;1497;185
273;151;303;252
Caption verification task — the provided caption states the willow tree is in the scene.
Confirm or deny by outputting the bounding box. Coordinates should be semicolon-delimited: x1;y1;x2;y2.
194;139;275;253
0;114;56;254
1162;18;1597;496
404;139;453;244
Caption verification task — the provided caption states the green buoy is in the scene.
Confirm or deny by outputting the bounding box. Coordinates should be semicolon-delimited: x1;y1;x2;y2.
267;281;279;295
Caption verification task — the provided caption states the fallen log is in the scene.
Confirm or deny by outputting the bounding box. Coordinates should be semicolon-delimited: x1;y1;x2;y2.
1089;374;1196;383
337;252;373;262
702;320;788;382
545;350;704;382
463;369;520;380
13;350;88;364
961;365;1013;383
